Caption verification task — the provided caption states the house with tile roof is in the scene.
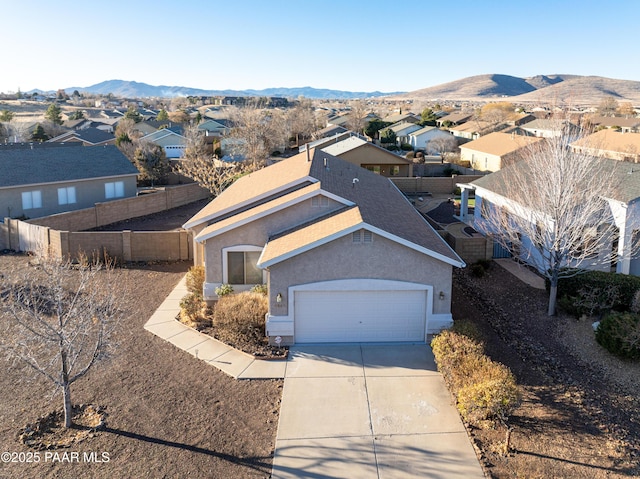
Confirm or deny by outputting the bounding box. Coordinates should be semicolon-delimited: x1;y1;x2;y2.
459;132;544;172
320;136;414;177
457;157;640;276
0;144;139;219
183;148;465;345
571;130;640;163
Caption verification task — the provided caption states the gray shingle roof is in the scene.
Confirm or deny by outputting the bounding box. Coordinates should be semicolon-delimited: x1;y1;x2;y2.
0;144;139;188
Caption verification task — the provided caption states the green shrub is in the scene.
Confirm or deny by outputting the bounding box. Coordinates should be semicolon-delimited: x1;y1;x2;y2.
400;143;413;151
186;265;205;299
213;291;268;342
215;283;234;297
471;263;485;278
595;311;640;359
555;270;640;312
250;284;268;295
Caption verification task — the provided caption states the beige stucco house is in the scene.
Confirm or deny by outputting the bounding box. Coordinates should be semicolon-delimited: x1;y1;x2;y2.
321;136;414;177
571;130;640;163
460;132;543;172
183;149;465;345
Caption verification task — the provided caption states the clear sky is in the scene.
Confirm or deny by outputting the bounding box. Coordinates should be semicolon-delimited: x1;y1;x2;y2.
2;0;639;94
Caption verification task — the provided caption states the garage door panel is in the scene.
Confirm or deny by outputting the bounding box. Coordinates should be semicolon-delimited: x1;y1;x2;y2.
294;290;426;343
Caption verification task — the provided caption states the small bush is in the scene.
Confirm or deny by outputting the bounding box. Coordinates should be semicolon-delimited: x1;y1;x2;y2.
250;284;268;295
471;263;485;278
179;293;208;329
186;265;205;299
213;291;269;343
451;319;484;343
555;270;640;312
405;151;415;159
457;359;520;424
400;143;413;151
596;311;640;360
431;330;520;426
215;283;234;297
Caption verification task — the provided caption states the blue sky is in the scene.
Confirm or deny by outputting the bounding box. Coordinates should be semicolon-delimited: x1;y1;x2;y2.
3;0;639;94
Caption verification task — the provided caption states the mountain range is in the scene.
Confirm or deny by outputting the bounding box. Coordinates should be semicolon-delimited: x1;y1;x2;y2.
393;74;640;104
63;80;399;100
53;74;640;104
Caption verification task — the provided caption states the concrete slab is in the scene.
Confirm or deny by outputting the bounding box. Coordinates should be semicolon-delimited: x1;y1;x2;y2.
272;436;378;479
238;359;288;379
285;345;365;378
361;344;438;377
184;338;232;362
366;376;465;435
154;297;183;312
375;433;485;479
277;377;371;439
166;329;210;351
144;319;190;339
207;348;255;378
145;311;178;326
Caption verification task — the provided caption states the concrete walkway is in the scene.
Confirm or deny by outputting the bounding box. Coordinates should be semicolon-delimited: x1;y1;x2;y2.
143;276;287;379
494;258;546;289
272;345;485;479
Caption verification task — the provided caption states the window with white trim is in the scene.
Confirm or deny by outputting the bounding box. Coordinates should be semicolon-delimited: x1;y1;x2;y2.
227;250;263;285
22;190;42;210
311;196;329;207
105;181;125;199
57;186;77;205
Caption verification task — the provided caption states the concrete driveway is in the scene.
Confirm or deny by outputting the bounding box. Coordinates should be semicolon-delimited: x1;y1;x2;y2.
272;344;485;479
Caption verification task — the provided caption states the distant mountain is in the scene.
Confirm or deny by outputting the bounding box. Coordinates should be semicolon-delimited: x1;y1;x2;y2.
64;80;401;100
393;74;640;104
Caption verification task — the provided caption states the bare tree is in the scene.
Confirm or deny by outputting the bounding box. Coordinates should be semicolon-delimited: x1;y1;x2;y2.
287;98;318;147
227;105;287;167
174;124;252;197
346;99;368;135
0;252;127;428
427;135;458;162
475;122;624;316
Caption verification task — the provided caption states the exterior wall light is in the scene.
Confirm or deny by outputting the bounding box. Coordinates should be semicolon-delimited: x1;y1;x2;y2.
439;291;445;300
276;293;283;303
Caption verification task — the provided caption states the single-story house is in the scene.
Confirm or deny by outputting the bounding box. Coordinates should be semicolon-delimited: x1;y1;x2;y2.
571;130;640;163
519;119;580;138
47;127;116;146
139;128;187;158
459;132;543;172
381;112;420;124
321;136;413;176
0;143;139;219
385;121;422;146
457;157;640;276
585;115;640;133
407;126;455;151
437;112;473;128
183;148;465;345
448;120;496;141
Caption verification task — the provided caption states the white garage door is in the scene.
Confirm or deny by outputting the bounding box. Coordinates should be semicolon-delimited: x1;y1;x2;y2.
294;290;427;343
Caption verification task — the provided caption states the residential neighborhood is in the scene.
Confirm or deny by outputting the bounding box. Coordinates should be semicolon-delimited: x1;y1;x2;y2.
1;79;640;479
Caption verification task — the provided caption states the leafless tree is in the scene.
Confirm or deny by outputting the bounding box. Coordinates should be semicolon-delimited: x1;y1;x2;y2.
0;252;127;428
174;124;253;197
427;135;458;162
476;122;624;316
287;98;318;147
227;105;287;167
346;99;368;135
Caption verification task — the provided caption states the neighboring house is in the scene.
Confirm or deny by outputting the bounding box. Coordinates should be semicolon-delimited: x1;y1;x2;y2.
459;132;543;172
139;128;187;158
47;127;116;146
449;120;496;141
585;115;640;133
0;144;138;219
198;119;230;137
457;158;640;276
183;148;465;345
571;130;640;163
408;126;455;151
381;112;420;124
321;136;413;177
299;128;353;152
436;112;473;127
385;121;422;146
519;119;580;138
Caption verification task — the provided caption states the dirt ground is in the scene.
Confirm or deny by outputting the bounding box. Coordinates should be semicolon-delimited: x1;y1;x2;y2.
0;254;281;479
453;264;640;478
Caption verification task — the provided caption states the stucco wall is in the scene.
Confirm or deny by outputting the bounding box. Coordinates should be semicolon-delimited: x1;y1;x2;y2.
266;232;453;316
202;195;344;285
0;175;137;220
